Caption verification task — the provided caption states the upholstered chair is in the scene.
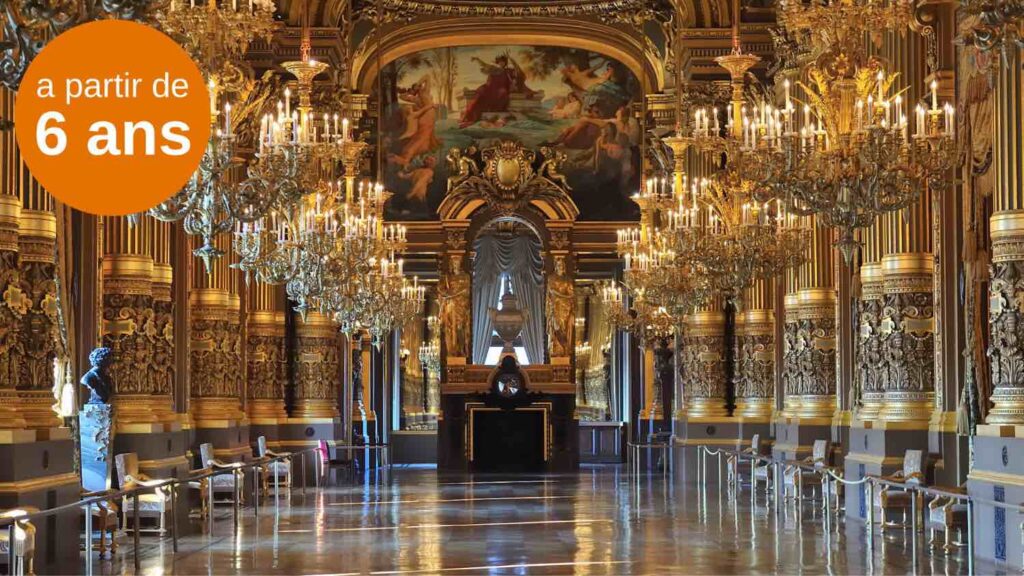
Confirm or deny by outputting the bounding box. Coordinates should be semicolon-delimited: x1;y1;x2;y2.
114;453;172;535
81;488;118;556
874;449;925;533
0;507;38;576
783;439;830;501
198;443;245;507
925;485;968;553
256;436;292;493
744;434;773;497
317;440;354;486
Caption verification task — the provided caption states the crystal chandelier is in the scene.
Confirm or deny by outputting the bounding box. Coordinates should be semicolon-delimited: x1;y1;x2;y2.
748;0;956;261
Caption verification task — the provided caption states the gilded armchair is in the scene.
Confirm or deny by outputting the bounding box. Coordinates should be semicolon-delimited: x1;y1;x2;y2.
114;453;173;535
0;507;38;576
872;449;925;533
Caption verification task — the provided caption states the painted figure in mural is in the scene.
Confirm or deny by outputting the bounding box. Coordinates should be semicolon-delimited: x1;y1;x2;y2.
439;255;471;359
460;54;535;128
550;92;582;120
538;147;571;190
446;147;480;192
398;156;437;203
546;257;574;358
389;75;441;168
81;347;114;405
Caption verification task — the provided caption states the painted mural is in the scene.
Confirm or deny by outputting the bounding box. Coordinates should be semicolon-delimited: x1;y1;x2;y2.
378;45;642;221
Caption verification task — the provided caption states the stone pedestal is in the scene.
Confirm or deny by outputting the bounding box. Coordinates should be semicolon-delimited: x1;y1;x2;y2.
80;404;114;492
967;428;1024;568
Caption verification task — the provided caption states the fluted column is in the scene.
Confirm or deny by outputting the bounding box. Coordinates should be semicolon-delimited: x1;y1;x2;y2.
0;86;24;428
735;279;774;419
189;234;244;424
17;182;60;429
293;312;341;419
680;299;728;418
786;219;837;419
246;282;286;421
102;215;175;424
986;48;1024;424
857;220;886;420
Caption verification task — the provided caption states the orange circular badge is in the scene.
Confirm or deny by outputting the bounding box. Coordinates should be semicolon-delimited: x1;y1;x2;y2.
14;20;211;216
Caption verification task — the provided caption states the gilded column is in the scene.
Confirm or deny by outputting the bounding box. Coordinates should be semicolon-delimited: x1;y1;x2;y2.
879;200;935;421
150;222;175;411
293;312;340;419
790;219;837;419
857;221;886;420
0;86;24;428
247;282;286;421
735;279;774;419
102;215;174;424
680;299;728;418
17;181;60;429
189;234;244;424
987;50;1024;425
781;269;801;417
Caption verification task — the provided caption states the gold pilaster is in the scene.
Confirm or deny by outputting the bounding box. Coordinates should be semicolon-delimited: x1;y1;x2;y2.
16;207;61;429
0;192;24;429
293;312;340;419
189;234;244;425
987;211;1024;423
247;283;287;422
735;280;775;420
857;261;886;420
878;253;935;421
680;305;728;418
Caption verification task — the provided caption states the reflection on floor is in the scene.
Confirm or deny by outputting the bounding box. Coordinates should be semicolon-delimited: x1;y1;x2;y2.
99;467;981;575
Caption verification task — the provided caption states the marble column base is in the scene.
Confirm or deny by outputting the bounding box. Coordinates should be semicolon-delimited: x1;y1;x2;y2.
843;421;930;521
113;424;192;534
967;429;1024;568
771;415;832;462
0;430;79;573
671;417;742;484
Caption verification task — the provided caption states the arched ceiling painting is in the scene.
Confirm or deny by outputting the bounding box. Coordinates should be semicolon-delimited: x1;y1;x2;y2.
379;45;642;222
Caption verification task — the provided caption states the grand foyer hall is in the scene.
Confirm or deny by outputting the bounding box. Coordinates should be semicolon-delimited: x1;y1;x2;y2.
0;0;1022;574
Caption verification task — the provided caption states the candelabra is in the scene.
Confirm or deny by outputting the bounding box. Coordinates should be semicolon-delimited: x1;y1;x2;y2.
599;283;678;347
744;0;956;261
419;340;440;374
159;0;277;91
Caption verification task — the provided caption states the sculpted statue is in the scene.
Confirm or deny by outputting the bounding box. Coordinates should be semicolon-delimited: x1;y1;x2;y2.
438;255;471;359
538;146;571;190
81;347;114;405
446;146;480;192
546;257;574;358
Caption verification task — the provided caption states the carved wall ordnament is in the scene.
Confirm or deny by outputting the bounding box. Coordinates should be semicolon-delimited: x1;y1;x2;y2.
679;314;727;418
17;236;57;393
735;333;773;400
294;314;340;418
190;306;243;400
987;259;1024;423
794;313;837;397
882;291;934;393
0;246;23;395
247;327;285;401
150;291;174;397
856;268;885;418
101;291;155;396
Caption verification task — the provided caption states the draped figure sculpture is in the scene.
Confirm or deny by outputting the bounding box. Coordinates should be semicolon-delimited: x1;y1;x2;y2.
546;257;574;358
439;255;471;359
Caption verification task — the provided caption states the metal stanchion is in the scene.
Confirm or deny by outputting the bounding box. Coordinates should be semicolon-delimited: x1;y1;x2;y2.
966;498;974;576
233;472;241;526
866;479;874;550
253;465;260;518
132;492;141;573
8;524;16;574
170;483;179;553
300;452;306;495
84;505;93;576
207;476;215;534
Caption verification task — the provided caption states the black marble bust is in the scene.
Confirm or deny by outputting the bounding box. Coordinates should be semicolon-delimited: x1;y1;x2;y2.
81;347;114;405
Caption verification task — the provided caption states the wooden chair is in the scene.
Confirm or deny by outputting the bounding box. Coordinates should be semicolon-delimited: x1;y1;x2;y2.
874;449;925;532
926;485;968;553
0;507;37;576
114;453;172;535
81;489;118;556
783;439;830;501
256;436;292;494
316;440;354;486
199;443;245;507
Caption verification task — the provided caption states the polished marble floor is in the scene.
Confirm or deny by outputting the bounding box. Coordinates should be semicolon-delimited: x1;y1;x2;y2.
97;466;981;575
